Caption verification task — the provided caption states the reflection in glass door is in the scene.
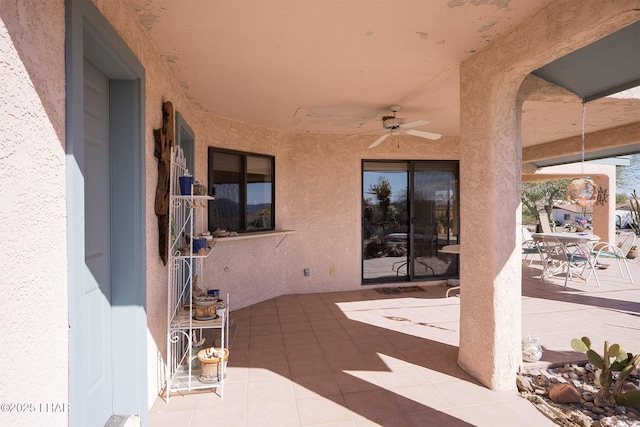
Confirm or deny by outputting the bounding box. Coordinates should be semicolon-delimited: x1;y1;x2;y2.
362;161;459;284
363;163;409;281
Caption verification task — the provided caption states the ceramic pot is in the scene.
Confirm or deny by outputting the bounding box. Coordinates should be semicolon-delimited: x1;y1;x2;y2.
194;296;218;320
197;347;229;383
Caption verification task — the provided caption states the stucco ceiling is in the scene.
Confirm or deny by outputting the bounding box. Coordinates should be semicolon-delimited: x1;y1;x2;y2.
127;0;640;155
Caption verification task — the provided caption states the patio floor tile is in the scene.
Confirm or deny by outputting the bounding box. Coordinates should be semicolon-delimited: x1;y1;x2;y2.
151;256;640;426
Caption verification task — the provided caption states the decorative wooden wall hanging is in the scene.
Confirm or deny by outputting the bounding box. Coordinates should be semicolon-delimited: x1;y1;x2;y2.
154;101;174;265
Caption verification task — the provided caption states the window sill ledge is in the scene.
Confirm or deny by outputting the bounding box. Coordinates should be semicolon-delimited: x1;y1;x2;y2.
211;230;296;249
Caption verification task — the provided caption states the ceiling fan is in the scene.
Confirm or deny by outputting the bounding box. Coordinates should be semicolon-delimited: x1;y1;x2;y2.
368;105;441;148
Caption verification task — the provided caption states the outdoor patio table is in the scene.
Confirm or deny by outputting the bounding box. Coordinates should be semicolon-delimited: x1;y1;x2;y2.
440;244;460;297
532;232;600;245
532;232;601;286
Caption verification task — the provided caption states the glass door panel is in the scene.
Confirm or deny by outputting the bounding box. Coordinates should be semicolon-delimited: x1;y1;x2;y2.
411;164;459;279
362;162;409;282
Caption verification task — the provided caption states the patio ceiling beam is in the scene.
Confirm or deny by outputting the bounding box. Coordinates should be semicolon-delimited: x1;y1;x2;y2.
521;172;609;183
522;121;640;164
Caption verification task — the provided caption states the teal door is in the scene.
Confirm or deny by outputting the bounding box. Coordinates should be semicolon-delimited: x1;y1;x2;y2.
82;57;113;425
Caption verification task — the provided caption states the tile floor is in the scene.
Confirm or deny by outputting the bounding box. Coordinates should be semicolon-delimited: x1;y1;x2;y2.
149;256;640;427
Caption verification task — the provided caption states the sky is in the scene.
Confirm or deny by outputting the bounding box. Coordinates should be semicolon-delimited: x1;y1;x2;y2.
363;171;407;203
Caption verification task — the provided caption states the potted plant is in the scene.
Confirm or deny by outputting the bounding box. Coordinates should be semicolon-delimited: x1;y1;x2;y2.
197;347;229;383
192;278;218;320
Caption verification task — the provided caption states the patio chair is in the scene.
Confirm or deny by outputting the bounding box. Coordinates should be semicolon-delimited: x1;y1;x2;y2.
522;227;539;266
616;232;637;258
539;236;594;288
538;211;553;233
587;238;635;285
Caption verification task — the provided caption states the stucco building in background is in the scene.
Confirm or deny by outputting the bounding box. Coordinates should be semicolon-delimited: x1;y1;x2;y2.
1;0;638;425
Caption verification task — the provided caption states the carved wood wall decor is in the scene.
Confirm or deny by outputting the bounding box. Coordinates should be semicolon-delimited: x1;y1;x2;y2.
154;101;174;265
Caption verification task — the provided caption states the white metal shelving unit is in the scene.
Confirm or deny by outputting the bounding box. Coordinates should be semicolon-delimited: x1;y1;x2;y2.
165;146;229;401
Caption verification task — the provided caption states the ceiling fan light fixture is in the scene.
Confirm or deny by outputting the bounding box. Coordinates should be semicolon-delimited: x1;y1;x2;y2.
382;117;405;129
367;105;442;148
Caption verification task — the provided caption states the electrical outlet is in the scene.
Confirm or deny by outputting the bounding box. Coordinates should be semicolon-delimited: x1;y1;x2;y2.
304;268;310;276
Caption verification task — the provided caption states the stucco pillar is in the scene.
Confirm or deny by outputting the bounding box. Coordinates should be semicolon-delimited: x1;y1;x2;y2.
458;65;523;390
456;0;640;391
591;172;616;246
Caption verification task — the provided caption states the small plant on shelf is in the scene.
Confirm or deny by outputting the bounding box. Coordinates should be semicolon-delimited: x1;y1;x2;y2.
570;336;640;408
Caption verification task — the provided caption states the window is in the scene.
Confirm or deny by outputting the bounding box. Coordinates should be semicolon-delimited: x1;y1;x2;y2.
207;148;274;232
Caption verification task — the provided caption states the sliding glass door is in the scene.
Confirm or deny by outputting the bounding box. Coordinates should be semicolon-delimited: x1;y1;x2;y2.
411;162;459;279
362;161;459;284
363;162;409;281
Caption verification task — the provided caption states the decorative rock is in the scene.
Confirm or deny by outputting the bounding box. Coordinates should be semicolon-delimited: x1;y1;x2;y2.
519;362;640;427
516;375;534;393
541;370;554;383
549;383;582;403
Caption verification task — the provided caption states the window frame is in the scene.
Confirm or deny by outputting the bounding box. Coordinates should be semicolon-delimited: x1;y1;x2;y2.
207;147;275;233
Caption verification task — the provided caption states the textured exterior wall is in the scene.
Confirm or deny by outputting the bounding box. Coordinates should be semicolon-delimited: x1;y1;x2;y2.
3;0;631;417
91;0;461;405
194;113;460;310
0;1;68;426
458;0;640;390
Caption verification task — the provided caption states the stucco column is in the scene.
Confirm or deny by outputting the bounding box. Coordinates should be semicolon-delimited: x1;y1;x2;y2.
591;173;615;246
458;65;523;390
456;0;640;391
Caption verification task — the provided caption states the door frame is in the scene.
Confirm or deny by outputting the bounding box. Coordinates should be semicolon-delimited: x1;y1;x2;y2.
66;1;147;425
362;160;460;284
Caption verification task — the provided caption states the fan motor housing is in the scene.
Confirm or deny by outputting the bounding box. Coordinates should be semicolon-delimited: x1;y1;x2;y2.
382;117;405;129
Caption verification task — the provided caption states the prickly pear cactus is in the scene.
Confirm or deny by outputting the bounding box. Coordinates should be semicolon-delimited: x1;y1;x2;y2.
571;337;640;409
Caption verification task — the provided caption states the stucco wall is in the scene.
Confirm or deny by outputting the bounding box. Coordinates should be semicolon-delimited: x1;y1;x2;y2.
0;1;68;426
89;0;458;405
192;114;460;310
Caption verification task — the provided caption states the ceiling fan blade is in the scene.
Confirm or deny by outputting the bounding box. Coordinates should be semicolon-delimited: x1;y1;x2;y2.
368;133;390;148
405;129;442;140
401;120;429;129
